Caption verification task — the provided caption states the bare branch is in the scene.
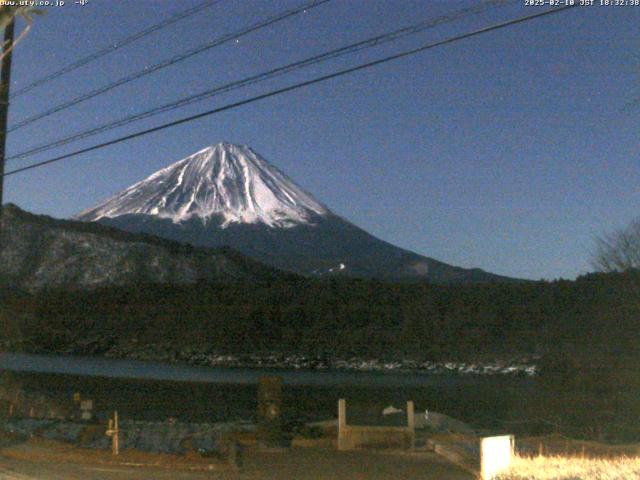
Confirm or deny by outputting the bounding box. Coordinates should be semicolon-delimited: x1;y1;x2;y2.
591;218;640;272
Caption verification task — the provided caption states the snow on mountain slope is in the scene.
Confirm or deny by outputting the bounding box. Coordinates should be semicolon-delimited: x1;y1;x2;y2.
77;142;329;228
76;141;518;283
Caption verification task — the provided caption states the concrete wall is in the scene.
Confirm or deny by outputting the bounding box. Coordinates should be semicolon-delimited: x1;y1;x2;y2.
337;399;415;451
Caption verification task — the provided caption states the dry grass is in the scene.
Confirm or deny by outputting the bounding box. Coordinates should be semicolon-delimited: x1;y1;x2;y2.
496;454;640;480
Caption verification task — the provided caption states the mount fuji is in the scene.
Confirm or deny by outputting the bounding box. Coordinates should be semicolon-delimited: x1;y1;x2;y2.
77;142;512;283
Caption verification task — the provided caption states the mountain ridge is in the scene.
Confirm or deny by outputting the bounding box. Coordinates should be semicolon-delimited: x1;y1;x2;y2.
0;203;282;291
78;142;518;283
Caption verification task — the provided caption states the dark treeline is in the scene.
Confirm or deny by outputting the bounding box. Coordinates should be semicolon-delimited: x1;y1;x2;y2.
1;271;639;365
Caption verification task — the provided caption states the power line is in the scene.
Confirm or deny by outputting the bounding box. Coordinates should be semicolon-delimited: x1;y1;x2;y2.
10;0;225;99
7;0;516;163
6;0;331;133
2;5;578;179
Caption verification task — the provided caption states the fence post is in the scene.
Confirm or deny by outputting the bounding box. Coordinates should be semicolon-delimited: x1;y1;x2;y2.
114;411;119;455
228;440;242;470
106;411;120;456
338;399;346;451
257;376;284;449
406;401;415;450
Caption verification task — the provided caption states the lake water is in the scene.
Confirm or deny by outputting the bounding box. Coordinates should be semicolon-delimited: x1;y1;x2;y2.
0;352;503;387
0;352;536;431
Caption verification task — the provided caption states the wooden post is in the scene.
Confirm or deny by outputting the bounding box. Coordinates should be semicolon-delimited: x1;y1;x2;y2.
406;401;415;430
257;377;283;449
338;399;346;429
338;399;346;451
228;441;242;470
113;411;119;455
106;411;120;455
407;401;415;450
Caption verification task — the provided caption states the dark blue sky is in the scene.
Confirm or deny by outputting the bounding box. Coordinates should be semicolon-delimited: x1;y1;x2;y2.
4;0;639;280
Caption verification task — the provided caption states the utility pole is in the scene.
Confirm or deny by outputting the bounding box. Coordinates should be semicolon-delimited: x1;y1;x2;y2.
0;17;15;226
0;18;15;433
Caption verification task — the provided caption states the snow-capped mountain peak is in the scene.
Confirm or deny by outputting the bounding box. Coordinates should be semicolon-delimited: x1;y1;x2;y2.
77;142;330;228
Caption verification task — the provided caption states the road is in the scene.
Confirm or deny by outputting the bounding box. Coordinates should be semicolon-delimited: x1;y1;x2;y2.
0;442;474;480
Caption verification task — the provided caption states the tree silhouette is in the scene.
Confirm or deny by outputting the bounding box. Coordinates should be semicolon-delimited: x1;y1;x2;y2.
592;218;640;272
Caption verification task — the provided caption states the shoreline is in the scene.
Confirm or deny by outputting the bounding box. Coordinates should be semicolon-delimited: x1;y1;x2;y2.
1;350;537;378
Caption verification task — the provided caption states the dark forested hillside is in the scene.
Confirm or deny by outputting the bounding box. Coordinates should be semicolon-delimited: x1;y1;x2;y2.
2;271;638;367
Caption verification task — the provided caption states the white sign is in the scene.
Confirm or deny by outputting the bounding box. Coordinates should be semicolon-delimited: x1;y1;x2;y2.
480;435;514;480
